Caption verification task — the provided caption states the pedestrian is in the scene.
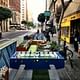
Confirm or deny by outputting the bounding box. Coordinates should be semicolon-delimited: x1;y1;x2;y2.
73;29;79;52
49;25;56;37
78;36;80;57
33;29;39;40
45;31;50;41
33;29;47;41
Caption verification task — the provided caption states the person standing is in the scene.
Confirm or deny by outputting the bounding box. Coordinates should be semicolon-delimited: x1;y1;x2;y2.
33;29;46;41
73;30;79;52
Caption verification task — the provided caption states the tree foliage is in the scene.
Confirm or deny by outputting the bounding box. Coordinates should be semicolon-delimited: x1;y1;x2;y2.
21;20;27;25
0;7;12;21
38;13;45;23
27;22;34;27
46;16;50;21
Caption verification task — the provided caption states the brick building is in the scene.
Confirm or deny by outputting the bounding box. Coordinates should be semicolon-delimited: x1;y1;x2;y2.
9;0;20;25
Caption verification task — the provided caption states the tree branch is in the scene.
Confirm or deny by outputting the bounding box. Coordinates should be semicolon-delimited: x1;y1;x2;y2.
64;0;72;10
54;0;57;3
58;0;72;45
61;0;65;8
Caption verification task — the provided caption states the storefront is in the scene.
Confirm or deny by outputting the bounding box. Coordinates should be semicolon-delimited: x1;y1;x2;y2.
61;2;80;43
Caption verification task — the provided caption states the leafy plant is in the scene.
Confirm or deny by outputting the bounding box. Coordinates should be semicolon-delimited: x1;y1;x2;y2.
50;41;59;51
27;22;33;26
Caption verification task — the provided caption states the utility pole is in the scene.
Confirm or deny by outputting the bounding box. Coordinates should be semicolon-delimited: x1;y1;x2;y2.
44;0;47;31
45;0;47;11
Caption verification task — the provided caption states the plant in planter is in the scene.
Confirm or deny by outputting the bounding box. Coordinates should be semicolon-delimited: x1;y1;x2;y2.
50;41;59;51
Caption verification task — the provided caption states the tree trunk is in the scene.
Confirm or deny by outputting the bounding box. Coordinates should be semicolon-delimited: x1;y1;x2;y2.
41;23;44;31
58;0;72;45
1;21;2;31
6;19;8;32
58;8;64;45
0;21;2;39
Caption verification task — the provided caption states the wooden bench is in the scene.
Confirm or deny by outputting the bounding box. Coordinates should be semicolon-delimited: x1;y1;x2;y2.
14;65;25;80
49;65;60;80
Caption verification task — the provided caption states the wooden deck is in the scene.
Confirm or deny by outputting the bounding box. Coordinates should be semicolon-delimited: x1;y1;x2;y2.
9;58;80;80
58;58;80;80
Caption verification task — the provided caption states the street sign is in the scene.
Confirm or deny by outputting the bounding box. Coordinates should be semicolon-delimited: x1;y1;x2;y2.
44;11;51;17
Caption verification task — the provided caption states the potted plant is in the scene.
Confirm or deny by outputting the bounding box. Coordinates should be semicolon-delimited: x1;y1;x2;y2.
50;41;59;51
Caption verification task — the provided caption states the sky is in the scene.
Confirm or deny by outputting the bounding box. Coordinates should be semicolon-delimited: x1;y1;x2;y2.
27;0;45;23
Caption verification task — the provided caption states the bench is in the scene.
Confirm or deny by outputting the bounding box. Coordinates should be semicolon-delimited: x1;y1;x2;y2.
13;65;25;80
49;65;60;80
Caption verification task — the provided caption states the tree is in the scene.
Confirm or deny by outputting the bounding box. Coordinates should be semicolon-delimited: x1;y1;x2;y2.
0;7;12;38
27;21;34;28
0;7;12;21
52;0;72;45
58;0;72;45
21;20;27;29
21;20;27;25
38;13;45;27
46;16;50;21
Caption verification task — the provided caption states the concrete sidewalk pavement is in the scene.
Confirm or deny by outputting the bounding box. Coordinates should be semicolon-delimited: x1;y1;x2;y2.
50;33;79;59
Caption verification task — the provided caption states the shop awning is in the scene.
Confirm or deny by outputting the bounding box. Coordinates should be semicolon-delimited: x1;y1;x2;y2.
64;2;80;17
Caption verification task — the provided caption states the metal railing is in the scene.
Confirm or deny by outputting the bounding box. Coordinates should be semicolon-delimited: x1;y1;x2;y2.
63;40;74;68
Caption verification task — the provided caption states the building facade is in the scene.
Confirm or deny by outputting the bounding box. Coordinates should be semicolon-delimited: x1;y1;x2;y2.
9;0;20;26
20;0;28;23
49;0;61;27
61;1;80;43
0;0;9;32
49;0;80;43
0;0;8;7
27;11;33;22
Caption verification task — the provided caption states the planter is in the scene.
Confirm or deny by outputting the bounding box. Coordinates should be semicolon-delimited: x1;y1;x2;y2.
50;48;58;51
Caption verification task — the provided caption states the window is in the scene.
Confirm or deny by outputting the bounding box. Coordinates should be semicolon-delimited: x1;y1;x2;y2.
61;27;69;37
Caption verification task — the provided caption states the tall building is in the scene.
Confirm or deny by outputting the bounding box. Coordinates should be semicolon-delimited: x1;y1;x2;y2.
20;0;28;23
9;0;20;25
27;11;33;22
0;0;9;32
0;0;8;7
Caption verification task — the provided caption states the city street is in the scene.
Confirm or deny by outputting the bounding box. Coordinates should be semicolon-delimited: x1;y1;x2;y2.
0;0;80;80
1;30;33;39
8;31;80;80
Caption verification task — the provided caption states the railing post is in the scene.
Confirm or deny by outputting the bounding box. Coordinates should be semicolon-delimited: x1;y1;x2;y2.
63;38;67;60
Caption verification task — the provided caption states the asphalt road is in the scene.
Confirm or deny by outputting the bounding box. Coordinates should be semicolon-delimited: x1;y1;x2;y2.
1;30;33;39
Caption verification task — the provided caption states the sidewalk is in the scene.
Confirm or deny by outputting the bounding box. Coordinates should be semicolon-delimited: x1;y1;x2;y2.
50;33;79;59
